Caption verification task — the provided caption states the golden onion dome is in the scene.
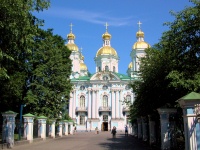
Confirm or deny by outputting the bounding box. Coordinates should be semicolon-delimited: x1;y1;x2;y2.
67;32;75;40
133;41;150;49
128;62;132;69
136;30;144;38
80;63;87;70
66;43;79;51
96;46;117;57
102;32;111;40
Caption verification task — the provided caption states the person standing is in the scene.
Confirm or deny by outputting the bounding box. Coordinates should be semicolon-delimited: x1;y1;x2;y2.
125;125;128;136
111;126;117;138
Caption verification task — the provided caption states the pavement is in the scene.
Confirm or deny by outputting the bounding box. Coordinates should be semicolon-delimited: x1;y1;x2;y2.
4;131;156;150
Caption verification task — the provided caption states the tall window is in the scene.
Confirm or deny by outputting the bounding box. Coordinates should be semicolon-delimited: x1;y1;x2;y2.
103;95;108;107
113;66;115;72
105;65;109;71
80;115;85;125
80;96;85;107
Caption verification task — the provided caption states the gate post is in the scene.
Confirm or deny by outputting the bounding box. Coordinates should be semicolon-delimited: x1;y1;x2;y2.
23;113;34;143
49;119;56;138
148;115;156;146
63;120;69;135
157;108;176;150
137;118;142;139
2;110;18;148
37;115;47;140
58;121;63;137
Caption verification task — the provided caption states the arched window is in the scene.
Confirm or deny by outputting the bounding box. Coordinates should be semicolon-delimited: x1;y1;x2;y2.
80;96;85;107
103;95;108;107
113;66;115;72
105;65;109;71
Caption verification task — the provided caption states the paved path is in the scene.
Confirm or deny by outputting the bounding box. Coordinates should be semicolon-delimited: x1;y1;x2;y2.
12;132;153;150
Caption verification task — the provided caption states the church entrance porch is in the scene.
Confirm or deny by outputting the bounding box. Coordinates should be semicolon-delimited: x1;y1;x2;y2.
102;122;108;131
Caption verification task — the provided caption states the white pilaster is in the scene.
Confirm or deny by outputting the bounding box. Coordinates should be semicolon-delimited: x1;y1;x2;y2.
111;90;115;118
96;90;99;118
69;92;73;118
73;90;76;119
92;90;95;118
116;90;119;118
88;90;91;118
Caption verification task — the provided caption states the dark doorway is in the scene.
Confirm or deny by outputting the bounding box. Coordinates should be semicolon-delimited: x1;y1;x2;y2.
102;122;108;131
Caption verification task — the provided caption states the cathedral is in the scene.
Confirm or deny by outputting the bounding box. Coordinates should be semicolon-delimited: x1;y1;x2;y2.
66;22;150;131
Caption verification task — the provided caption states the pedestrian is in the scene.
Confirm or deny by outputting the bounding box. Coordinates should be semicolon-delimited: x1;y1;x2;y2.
111;126;117;138
125;125;128;136
74;126;76;134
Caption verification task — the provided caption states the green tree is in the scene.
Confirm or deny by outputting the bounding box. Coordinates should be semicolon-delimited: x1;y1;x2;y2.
0;0;50;113
25;29;72;118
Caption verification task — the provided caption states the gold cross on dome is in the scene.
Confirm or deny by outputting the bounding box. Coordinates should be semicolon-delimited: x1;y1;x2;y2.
137;21;142;30
105;22;109;32
69;23;73;33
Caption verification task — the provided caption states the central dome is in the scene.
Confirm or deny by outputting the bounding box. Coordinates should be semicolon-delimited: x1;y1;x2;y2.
96;46;117;57
66;43;79;51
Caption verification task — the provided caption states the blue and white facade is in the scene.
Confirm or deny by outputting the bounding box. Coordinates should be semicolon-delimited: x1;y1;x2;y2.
67;22;150;131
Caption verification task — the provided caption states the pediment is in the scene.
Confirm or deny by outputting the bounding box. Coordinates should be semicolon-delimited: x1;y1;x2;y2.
90;71;120;81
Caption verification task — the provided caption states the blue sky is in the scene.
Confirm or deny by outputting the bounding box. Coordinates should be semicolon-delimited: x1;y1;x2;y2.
34;0;193;75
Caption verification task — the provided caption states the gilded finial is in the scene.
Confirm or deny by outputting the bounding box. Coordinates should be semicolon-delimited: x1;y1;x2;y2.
69;23;73;33
137;21;142;31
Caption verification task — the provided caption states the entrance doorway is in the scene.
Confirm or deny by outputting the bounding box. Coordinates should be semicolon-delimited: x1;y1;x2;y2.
102;122;108;131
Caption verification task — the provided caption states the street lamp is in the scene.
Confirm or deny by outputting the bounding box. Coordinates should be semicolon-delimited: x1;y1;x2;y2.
194;104;200;122
19;104;26;140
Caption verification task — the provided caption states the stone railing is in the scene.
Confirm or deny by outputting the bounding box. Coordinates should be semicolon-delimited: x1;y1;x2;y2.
76;107;87;112
99;106;111;112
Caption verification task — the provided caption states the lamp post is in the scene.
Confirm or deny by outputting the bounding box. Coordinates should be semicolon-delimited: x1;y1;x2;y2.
19;104;26;140
194;104;200;122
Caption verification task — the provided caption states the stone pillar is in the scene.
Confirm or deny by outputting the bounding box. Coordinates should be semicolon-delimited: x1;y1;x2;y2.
49;119;56;138
141;116;148;141
157;108;176;150
111;90;115;118
96;90;99;118
58;121;63;137
73;90;76;119
63;120;68;135
68;121;73;134
92;90;95;118
23;113;34;143
88;90;91;119
69;92;73;118
2;111;18;148
133;123;138;137
148;115;156;146
119;90;122;118
37;116;47;140
116;90;119;118
137;118;142;139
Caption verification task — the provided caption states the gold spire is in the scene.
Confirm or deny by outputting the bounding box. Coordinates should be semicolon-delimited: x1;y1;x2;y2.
102;22;111;40
67;23;75;40
136;21;144;38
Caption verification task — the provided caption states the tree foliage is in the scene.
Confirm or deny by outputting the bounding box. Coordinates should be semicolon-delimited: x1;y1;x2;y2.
130;0;199;119
0;0;72;119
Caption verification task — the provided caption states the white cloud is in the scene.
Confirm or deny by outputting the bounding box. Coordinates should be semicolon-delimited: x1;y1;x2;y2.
42;7;135;27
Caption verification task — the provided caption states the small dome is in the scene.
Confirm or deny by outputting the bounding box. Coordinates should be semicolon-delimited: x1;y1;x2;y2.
67;33;75;40
136;30;144;38
80;63;87;70
128;62;132;68
133;41;150;49
102;32;111;40
66;43;79;51
96;46;117;57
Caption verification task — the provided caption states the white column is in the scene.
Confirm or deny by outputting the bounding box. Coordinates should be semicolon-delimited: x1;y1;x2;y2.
119;90;123;118
88;90;91;118
96;90;99;118
73;90;76;119
116;90;119;118
69;92;73;118
23;115;34;142
92;90;95;118
111;90;115;118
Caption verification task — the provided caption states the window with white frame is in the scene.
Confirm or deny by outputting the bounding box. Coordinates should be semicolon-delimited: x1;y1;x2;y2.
80;96;85;107
103;95;108;107
80;115;85;125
